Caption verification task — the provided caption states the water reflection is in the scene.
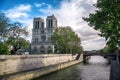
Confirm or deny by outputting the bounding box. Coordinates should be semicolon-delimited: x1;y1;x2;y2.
89;56;108;64
33;56;110;80
81;56;110;80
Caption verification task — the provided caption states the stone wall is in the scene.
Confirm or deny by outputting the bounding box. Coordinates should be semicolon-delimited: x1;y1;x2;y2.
3;60;82;80
0;54;76;75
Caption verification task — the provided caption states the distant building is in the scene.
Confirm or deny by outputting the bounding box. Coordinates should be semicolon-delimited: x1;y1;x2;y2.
31;15;57;54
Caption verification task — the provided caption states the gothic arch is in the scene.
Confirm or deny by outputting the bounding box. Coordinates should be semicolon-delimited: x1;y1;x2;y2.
35;38;38;44
47;46;52;53
41;35;46;41
33;47;37;53
40;46;45;53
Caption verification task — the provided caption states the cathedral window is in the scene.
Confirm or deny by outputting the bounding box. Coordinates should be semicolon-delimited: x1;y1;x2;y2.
51;19;53;27
48;19;51;27
35;38;38;44
35;21;39;29
41;36;46;41
35;21;37;29
38;21;39;28
41;22;44;28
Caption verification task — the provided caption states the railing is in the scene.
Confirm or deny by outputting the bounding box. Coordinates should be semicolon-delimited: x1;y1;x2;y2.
83;53;116;56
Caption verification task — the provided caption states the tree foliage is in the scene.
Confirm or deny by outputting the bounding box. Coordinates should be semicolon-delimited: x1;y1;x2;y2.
18;38;30;49
7;22;29;54
51;26;83;54
102;46;109;53
0;11;30;54
0;42;9;54
0;11;10;41
83;0;120;52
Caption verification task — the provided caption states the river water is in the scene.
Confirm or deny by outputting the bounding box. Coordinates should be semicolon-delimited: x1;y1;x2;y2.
33;56;110;80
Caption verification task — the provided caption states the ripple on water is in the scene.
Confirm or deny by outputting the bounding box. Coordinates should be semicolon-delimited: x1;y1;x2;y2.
81;56;110;80
88;56;108;64
33;56;110;80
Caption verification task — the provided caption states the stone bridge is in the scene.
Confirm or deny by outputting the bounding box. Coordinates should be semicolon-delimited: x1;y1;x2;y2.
83;53;116;62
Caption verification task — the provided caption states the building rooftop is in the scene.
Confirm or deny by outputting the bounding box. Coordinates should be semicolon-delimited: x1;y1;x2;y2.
47;14;57;19
34;17;44;21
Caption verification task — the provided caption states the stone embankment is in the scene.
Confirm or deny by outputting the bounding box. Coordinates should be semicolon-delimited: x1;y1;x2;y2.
0;54;83;80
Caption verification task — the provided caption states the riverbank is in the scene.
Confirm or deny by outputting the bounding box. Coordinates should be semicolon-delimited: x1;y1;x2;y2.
32;56;110;80
0;54;76;75
0;60;82;80
0;54;83;80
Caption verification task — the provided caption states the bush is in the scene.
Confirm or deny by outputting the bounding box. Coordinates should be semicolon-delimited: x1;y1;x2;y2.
0;42;9;54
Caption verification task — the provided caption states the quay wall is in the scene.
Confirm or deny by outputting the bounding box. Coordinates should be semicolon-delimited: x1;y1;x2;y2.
0;54;78;75
0;54;83;80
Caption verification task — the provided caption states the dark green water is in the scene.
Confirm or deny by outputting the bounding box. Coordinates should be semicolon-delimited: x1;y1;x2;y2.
33;56;110;80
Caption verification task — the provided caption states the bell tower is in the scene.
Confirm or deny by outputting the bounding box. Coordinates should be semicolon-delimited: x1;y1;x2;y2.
46;15;57;41
31;15;57;54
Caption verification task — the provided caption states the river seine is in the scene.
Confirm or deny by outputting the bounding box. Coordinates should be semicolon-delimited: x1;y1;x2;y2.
33;56;110;80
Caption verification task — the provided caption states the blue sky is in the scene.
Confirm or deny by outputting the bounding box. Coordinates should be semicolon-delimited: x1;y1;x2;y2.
0;0;106;51
0;0;61;19
0;0;61;10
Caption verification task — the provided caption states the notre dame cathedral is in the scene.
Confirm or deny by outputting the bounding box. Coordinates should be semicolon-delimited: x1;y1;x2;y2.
31;15;57;54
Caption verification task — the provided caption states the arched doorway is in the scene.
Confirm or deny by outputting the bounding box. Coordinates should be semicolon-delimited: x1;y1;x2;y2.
47;46;52;53
33;47;37;53
40;46;45;53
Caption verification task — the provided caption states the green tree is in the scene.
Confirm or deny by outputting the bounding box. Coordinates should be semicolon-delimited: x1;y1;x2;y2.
51;26;83;54
83;0;120;53
0;11;10;42
0;11;29;54
0;42;9;54
0;11;10;54
102;46;109;53
18;38;30;49
7;22;29;54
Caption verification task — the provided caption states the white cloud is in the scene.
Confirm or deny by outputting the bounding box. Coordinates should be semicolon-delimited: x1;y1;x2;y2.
23;19;33;41
4;0;105;51
4;4;32;41
37;0;106;51
81;37;106;51
5;4;31;19
39;3;53;14
34;2;42;7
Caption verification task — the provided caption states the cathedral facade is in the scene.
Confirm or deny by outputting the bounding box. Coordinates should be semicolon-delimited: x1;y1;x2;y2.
31;15;57;54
